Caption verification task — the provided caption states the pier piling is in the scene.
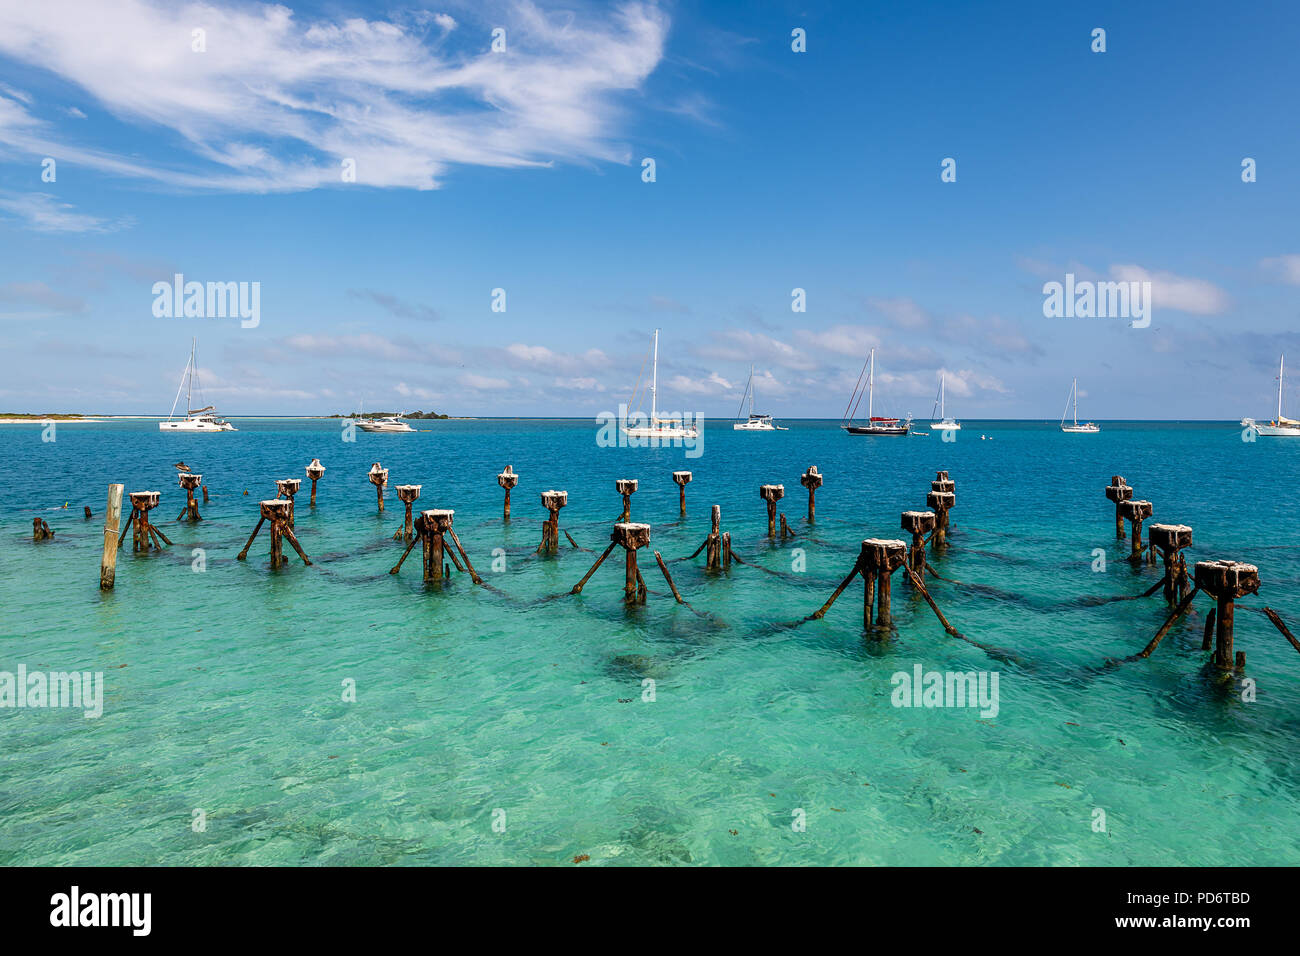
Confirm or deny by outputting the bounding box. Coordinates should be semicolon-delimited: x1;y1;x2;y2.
275;478;301;527
394;485;422;541
900;511;937;581
612;522;651;604
672;471;692;514
238;499;310;567
123;492;168;553
759;484;785;537
32;517;53;540
538;490;569;554
1194;560;1260;670
419;510;455;583
861;538;908;629
1148;524;1193;604
926;490;955;546
497;466;519;520
99;483;123;590
368;463;388;512
1118;499;1153;559
305;459;325;506
177;473;204;521
1105;476;1133;539
615;479;638;522
799;466;823;521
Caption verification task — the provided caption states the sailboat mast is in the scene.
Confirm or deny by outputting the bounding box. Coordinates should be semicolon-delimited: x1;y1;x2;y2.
749;364;755;416
1073;378;1079;426
188;337;195;414
940;373;945;419
650;329;659;422
1279;354;1285;421
868;349;875;420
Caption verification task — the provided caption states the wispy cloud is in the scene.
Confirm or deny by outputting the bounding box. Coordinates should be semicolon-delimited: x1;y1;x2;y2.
1260;254;1300;285
1109;264;1228;315
0;0;670;192
0;192;122;233
348;289;440;322
0;280;88;317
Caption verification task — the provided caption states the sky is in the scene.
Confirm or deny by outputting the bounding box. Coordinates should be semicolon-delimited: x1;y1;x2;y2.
1;0;1299;419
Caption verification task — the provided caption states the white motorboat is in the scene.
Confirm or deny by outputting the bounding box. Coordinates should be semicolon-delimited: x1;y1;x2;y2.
160;338;236;432
1060;377;1100;433
841;349;910;436
1242;355;1300;437
733;365;786;431
622;329;700;440
930;372;961;432
355;416;415;433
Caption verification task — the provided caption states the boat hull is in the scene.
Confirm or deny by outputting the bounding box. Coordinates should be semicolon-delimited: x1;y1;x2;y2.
843;424;909;436
1243;419;1300;437
159;419;236;432
623;427;699;439
1061;425;1100;433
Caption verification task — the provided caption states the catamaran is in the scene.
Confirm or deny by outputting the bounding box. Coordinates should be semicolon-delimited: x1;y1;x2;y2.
930;372;961;432
1241;354;1300;437
160;338;236;431
733;365;786;431
1060;377;1099;433
841;348;910;436
623;329;699;440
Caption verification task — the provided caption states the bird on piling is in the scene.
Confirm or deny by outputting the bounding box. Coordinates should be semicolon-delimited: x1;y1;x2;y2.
174;462;191;473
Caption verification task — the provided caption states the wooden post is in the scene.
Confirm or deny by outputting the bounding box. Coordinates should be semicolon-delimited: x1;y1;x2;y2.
178;473;204;521
99;484;123;590
1194;560;1260;669
859;539;907;629
926;490;955;545
497;466;519;520
539;490;568;554
759;484;785;537
420;510;455;583
706;505;721;570
32;517;53;540
1118;499;1153;558
672;471;692;514
1105;476;1133;540
306;459;325;506
83;506;92;520
368;463;388;512
201;484;209;504
612;522;651;604
900;511;937;582
275;478;301;527
128;492;163;553
394;485;422;541
1148;524;1193;605
615;479;638;522
799;466;823;521
721;531;732;570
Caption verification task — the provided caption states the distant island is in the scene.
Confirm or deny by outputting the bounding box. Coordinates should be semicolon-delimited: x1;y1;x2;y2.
327;410;449;420
0;413;97;421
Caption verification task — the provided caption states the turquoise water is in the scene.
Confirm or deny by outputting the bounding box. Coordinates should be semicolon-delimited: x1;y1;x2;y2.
2;418;1298;865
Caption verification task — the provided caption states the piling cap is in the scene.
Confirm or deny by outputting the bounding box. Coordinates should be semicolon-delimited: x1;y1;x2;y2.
419;508;455;532
1194;559;1260;599
395;484;422;501
540;489;568;509
368;466;388;484
759;484;785;501
615;478;639;494
859;538;907;571
178;473;203;488
1148;523;1193;551
129;491;161;508
926;490;955;509
497;467;519;489
611;521;651;549
1118;499;1153;520
306;459;325;477
931;479;956;493
277;478;302;494
800;466;824;489
900;510;937;534
935;470;950;481
1105;480;1133;502
672;471;692;485
259;499;291;518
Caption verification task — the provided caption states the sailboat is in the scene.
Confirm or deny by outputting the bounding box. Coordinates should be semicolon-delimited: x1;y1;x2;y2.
622;329;699;440
930;372;961;432
1060;377;1099;433
1241;354;1300;437
733;365;786;431
160;338;236;431
841;349;910;436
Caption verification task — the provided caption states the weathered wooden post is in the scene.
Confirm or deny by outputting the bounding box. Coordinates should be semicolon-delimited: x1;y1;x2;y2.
275;478;301;527
926;490;955;546
497;465;519;520
394;485;422;541
1148;524;1193;604
860;539;907;628
237;499;310;566
900;511;937;581
1194;560;1259;669
1105;476;1132;539
799;466;823;521
615;479;638;521
100;483;123;590
419;509;455;583
539;490;568;554
177;473;203;521
707;505;722;570
672;471;692;514
1119;499;1153;559
201;484;209;504
305;459;325;506
32;517;54;540
125;492;170;553
84;506;92;520
368;462;388;512
759;484;785;537
612;522;651;604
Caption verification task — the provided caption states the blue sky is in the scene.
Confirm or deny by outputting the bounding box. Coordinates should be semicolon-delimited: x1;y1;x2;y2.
1;0;1299;418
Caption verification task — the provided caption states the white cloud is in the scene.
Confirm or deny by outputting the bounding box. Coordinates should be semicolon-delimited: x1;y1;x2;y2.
1109;265;1228;314
502;343;609;374
794;324;880;356
0;192;119;233
459;372;511;390
1261;255;1300;285
694;329;815;370
665;371;733;395
0;0;669;192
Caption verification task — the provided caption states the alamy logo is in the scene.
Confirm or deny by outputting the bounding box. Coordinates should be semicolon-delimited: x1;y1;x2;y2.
0;666;103;718
1042;273;1151;328
891;664;999;718
152;273;260;328
595;403;704;459
50;886;151;936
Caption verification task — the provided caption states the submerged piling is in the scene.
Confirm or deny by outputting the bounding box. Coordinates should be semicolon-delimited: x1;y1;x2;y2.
860;538;907;629
394;485;422;541
306;459;325;506
612;522;651;604
672;471;692;514
926;490;955;546
1194;560;1260;669
1148;523;1193;604
177;473;204;521
799;466;823;521
497;466;519;520
1119;499;1153;559
759;484;785;537
900;511;936;581
615;479;638;522
1105;476;1133;539
32;517;53;540
275;478;301;528
368;463;388;512
238;499;310;567
538;490;569;554
419;509;455;583
123;492;169;553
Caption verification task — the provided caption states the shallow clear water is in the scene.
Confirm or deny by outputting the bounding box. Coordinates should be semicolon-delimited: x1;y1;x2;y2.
1;418;1297;865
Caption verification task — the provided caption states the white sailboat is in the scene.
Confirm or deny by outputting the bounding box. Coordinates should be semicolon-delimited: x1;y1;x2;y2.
931;372;961;432
160;338;236;431
733;365;785;431
622;329;699;440
841;349;910;436
1241;354;1300;437
1060;377;1099;433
